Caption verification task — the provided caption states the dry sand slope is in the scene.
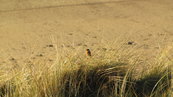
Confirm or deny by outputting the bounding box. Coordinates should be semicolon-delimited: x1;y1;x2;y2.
0;0;136;12
0;0;173;66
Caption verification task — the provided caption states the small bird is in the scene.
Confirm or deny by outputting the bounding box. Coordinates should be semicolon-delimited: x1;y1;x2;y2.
86;49;91;57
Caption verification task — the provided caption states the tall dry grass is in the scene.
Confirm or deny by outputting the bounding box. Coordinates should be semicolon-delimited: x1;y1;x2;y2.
0;41;172;97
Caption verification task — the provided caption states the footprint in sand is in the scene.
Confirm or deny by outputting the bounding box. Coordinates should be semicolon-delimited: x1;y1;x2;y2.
9;57;18;64
61;45;75;49
143;38;149;41
91;43;96;46
2;61;6;63
31;57;36;59
68;33;73;35
46;44;54;47
66;45;71;48
48;59;53;62
92;36;97;39
148;34;152;36
85;33;89;36
76;43;83;46
155;47;159;49
127;41;135;45
9;57;15;61
97;48;107;51
22;46;26;49
158;33;165;36
83;44;88;47
36;54;43;57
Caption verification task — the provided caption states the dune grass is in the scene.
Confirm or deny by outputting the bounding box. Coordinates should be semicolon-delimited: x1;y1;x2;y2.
0;42;172;97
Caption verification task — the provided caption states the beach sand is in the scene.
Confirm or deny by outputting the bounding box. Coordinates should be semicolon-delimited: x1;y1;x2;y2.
0;0;173;67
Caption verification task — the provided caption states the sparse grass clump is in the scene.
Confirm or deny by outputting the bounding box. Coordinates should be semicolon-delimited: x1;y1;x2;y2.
134;66;171;97
58;62;171;97
60;63;132;97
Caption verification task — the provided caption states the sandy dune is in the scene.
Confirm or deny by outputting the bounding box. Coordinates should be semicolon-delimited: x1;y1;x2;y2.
0;0;128;12
0;0;173;66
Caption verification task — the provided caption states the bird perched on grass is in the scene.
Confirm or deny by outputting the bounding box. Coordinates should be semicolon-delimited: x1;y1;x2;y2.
86;49;91;57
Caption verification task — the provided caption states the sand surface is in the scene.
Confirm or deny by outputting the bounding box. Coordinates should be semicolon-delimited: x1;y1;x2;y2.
0;0;173;66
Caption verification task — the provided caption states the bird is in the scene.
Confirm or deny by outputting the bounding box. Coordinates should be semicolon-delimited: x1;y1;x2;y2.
86;49;91;57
